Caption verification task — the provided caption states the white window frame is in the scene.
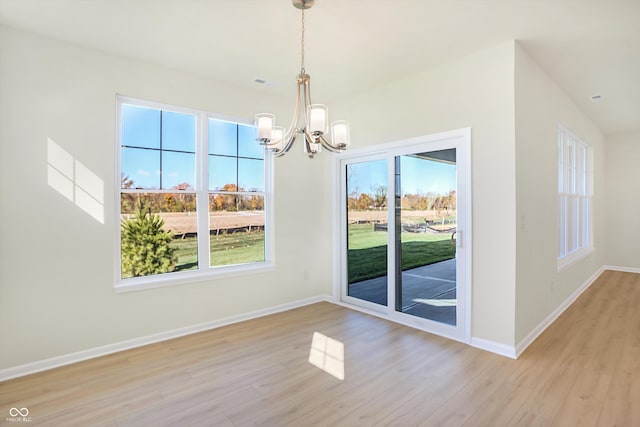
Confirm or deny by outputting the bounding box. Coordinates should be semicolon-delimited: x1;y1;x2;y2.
557;125;593;270
115;96;275;293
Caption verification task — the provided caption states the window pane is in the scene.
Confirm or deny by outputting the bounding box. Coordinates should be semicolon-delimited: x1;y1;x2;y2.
567;196;578;254
209;194;265;267
120;193;198;279
238;124;264;159
558;138;564;192
162;151;195;190
122;104;160;149
580;197;590;249
209;119;237;156
162;111;196;152
558;195;566;258
209;155;237;191
238;158;264;192
121;147;160;189
568;140;576;194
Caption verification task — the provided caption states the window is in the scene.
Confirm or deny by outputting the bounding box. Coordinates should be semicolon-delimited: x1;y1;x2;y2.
558;126;593;269
116;97;273;291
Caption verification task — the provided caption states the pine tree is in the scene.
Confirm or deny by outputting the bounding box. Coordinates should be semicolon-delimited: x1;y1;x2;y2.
121;198;177;277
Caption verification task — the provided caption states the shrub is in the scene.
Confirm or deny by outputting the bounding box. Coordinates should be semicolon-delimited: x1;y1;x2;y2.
121;198;177;278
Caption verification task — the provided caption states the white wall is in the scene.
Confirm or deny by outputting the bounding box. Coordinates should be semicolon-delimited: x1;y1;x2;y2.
513;44;606;344
328;42;518;346
604;131;640;270
0;24;331;370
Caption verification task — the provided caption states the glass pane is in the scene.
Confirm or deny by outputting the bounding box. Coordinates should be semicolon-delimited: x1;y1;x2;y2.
209;119;237;156
209;155;237;191
162;151;195;190
346;159;388;306
581;197;590;249
209;194;265;267
162;111;196;152
567;196;578;253
558;195;567;258
568;140;576;194
121;104;160;149
120;193;198;279
121;147;160;189
558;138;564;192
576;145;585;195
238;124;264;159
238;158;264;192
397;150;457;325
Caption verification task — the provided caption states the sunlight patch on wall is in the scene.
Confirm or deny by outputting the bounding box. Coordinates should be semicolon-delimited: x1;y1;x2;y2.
308;332;345;380
47;138;104;224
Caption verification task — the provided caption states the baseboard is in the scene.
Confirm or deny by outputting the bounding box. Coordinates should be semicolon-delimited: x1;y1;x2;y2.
0;295;328;382
603;265;640;274
515;265;606;358
470;337;517;359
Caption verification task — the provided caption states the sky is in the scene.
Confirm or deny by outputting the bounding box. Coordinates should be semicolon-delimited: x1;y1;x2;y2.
347;154;456;197
121;104;264;192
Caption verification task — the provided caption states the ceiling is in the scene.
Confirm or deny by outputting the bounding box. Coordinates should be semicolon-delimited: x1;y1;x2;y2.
0;0;638;135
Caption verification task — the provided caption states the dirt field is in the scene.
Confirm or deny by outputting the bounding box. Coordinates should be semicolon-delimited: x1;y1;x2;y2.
120;211;265;235
348;209;456;224
122;209;454;235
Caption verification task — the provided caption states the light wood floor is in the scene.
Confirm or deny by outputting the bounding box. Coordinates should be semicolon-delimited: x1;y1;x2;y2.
1;270;639;426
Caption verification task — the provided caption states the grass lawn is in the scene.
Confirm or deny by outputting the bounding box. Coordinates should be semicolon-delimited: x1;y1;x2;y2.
171;230;265;271
347;223;455;283
171;224;453;282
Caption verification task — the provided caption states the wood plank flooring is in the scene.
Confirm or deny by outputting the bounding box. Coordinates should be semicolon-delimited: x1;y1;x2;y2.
1;270;639;426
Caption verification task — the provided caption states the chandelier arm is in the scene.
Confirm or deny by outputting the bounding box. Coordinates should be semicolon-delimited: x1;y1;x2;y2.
277;133;298;156
303;128;319;144
284;79;304;139
303;76;313;109
318;134;343;152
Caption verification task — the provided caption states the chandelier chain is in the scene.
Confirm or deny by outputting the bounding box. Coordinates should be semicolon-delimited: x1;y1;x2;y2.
301;9;305;71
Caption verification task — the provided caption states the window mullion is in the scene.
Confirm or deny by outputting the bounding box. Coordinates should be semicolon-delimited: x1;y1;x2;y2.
197;112;210;271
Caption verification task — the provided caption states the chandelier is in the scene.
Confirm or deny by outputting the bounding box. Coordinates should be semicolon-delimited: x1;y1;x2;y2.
255;0;350;158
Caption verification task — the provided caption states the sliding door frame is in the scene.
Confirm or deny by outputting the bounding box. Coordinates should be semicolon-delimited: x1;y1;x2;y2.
333;128;472;343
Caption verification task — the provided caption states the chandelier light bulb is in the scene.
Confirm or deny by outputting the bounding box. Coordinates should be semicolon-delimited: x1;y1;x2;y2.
331;120;350;149
307;104;328;136
270;126;285;151
255;113;275;142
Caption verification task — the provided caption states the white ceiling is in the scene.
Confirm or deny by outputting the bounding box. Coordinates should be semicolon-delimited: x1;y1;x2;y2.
1;0;638;134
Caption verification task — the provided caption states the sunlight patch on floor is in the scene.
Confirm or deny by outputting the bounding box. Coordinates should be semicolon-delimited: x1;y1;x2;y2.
308;332;345;380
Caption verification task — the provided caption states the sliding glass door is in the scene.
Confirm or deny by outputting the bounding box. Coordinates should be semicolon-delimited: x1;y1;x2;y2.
395;150;457;325
345;158;388;308
339;130;470;341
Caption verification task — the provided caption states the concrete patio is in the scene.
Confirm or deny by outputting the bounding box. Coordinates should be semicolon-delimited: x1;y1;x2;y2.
347;258;456;325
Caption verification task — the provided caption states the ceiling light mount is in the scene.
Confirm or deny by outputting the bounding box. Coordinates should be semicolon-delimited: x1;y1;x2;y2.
254;0;350;159
292;0;314;10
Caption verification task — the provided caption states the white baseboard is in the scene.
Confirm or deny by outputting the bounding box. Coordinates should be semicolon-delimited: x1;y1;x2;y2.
0;295;327;382
603;265;640;274
514;265;606;358
470;337;517;359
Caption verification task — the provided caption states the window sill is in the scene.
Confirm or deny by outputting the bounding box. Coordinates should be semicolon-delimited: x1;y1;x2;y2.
558;246;595;272
114;263;276;294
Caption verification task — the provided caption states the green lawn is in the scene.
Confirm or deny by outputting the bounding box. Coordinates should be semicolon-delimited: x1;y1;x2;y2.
171;230;265;271
172;224;454;282
347;223;455;283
